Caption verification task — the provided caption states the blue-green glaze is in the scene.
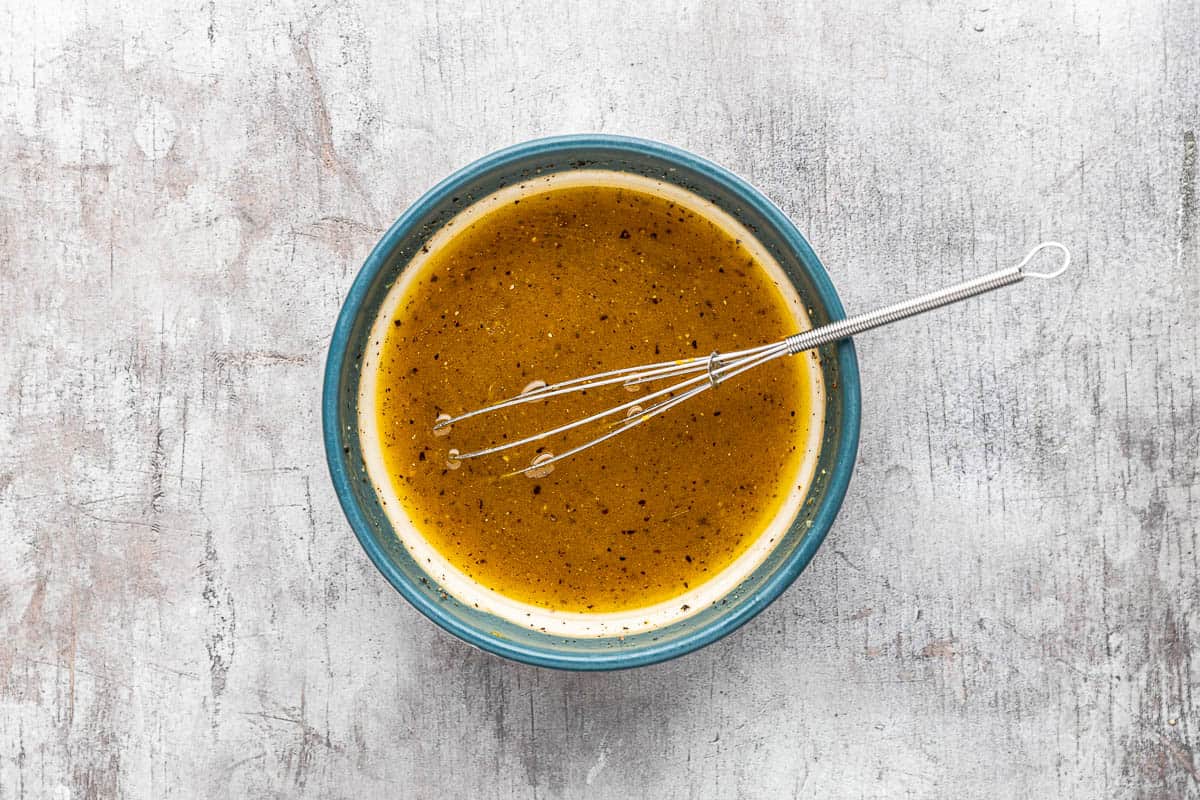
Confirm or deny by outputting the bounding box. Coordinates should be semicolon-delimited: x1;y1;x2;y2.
322;135;861;670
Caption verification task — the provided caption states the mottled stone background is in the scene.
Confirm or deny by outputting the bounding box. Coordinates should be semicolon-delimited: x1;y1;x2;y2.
1;1;1197;797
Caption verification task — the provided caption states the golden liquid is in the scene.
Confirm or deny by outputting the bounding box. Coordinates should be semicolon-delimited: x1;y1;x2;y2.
374;182;817;613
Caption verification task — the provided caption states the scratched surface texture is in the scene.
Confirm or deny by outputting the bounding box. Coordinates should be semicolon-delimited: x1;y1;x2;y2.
1;0;1197;797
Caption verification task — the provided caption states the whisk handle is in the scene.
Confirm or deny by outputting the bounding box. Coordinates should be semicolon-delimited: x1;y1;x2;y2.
783;242;1070;356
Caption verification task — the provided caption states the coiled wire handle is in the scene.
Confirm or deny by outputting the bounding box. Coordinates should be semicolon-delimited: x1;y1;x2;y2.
784;242;1070;355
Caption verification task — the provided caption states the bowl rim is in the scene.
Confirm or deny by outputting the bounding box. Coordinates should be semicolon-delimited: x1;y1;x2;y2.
323;134;861;670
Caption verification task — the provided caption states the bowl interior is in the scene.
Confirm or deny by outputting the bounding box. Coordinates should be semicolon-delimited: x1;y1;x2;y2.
323;135;860;669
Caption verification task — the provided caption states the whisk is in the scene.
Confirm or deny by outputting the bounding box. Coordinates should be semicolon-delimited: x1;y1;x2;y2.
434;242;1071;477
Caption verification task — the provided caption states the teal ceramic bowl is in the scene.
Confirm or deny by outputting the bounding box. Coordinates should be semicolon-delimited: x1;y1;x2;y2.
323;135;860;669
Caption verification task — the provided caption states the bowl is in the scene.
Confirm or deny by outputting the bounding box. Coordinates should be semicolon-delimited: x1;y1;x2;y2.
323;135;861;669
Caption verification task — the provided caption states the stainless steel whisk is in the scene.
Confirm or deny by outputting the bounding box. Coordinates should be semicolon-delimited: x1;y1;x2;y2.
434;242;1071;477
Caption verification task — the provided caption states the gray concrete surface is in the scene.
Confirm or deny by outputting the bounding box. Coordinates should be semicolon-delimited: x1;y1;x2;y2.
2;1;1197;797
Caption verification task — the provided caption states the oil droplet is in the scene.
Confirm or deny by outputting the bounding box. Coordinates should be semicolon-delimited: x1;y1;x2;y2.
526;452;555;479
520;379;548;395
446;448;462;470
433;413;453;437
